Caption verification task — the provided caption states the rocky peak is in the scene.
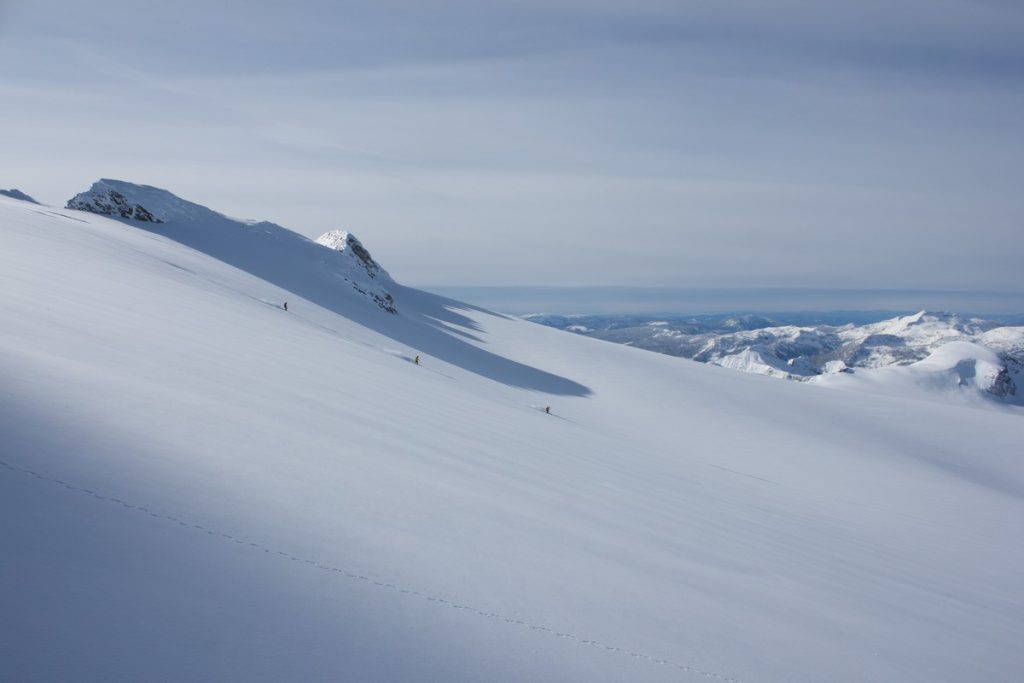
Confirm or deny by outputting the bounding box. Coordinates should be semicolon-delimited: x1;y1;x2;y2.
315;230;390;282
314;230;395;312
67;180;164;223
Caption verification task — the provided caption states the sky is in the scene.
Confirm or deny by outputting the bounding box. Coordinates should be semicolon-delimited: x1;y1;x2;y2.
1;0;1022;310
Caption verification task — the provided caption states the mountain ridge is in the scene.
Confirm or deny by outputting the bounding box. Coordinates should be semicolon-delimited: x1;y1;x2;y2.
65;178;397;313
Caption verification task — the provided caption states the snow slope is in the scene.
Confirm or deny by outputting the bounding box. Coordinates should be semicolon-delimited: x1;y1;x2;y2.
2;189;1024;682
711;348;797;380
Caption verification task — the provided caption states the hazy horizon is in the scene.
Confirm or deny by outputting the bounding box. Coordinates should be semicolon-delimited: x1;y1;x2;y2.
422;285;1024;317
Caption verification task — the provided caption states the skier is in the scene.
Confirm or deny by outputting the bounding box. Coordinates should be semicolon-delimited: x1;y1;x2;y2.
414;355;420;365
544;406;551;414
283;301;288;312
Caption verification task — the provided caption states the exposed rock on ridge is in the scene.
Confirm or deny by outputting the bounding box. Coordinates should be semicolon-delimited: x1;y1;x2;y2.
68;182;163;222
315;230;394;312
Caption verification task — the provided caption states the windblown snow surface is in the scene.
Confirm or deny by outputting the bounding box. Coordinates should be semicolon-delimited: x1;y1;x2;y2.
2;189;1023;682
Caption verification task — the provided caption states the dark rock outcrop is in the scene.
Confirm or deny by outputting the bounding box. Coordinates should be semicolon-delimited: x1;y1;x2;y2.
67;188;163;223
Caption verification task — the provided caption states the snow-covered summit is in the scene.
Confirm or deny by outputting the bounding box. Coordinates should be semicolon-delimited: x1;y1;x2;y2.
68;178;296;227
67;179;167;222
980;326;1024;356
65;179;396;313
853;310;982;356
315;229;391;283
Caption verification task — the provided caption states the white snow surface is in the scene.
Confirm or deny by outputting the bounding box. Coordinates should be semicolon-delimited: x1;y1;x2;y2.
2;192;1024;682
814;341;1022;408
980;326;1024;355
314;228;393;283
712;348;796;380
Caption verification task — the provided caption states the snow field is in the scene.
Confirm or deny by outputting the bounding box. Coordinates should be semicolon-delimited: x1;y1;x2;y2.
2;193;1023;682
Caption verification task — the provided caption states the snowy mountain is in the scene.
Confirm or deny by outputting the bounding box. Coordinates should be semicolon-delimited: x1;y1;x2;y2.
67;179;396;312
530;311;1024;406
2;188;1024;682
313;229;395;310
813;341;1020;407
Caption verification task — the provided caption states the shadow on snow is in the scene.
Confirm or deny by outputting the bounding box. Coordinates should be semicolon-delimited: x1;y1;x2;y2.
127;216;591;397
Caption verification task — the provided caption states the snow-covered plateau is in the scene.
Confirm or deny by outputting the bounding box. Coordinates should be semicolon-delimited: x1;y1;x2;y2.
1;184;1023;682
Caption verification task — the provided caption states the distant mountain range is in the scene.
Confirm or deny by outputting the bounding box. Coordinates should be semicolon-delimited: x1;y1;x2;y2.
528;310;1024;405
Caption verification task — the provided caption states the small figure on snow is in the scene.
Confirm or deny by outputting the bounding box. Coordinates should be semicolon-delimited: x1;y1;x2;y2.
544;406;551;414
414;355;421;365
283;301;288;312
